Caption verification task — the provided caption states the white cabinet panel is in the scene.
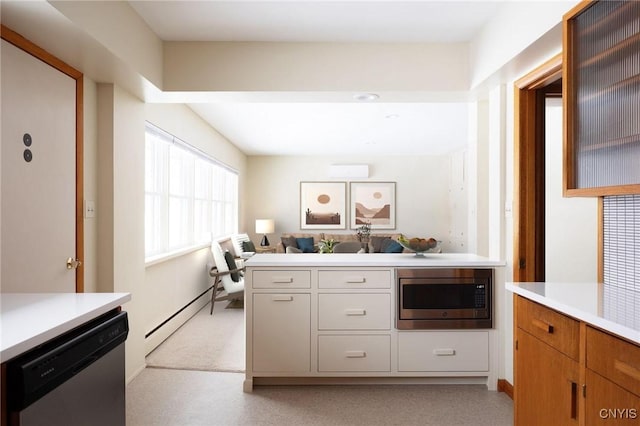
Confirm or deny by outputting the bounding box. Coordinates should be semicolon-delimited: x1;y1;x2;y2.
318;293;390;330
398;331;489;372
318;269;391;289
252;270;311;289
318;335;391;372
253;293;311;372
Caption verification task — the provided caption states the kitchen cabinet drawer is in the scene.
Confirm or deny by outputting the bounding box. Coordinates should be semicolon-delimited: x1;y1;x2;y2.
516;297;580;361
587;326;640;397
318;293;390;330
318;335;390;372
585;368;640;425
252;270;311;289
318;269;391;289
398;331;489;372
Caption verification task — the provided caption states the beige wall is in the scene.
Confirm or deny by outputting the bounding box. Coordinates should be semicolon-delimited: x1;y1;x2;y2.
244;155;461;250
164;42;469;93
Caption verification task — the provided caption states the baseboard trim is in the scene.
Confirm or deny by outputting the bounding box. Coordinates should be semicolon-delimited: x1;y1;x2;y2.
497;379;514;399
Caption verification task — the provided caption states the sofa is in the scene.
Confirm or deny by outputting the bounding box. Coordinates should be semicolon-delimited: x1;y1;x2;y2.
276;232;409;253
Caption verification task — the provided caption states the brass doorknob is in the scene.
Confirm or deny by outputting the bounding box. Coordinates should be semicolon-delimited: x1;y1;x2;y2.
66;257;82;270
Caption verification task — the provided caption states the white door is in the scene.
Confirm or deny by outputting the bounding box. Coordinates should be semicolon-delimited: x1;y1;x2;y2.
1;39;77;292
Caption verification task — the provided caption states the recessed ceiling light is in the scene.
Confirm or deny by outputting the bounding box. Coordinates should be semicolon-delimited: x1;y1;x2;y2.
385;114;400;119
353;93;379;101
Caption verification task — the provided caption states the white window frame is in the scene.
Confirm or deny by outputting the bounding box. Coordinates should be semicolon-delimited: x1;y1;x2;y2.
144;122;238;263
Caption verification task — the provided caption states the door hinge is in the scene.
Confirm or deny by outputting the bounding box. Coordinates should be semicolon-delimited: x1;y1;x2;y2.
515;340;518;350
519;258;526;269
582;384;586;398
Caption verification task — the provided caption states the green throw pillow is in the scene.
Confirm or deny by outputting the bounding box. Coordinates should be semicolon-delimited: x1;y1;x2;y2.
223;251;240;282
242;240;256;252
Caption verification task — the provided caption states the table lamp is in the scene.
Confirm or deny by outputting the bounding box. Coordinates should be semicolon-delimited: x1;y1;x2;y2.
255;219;275;246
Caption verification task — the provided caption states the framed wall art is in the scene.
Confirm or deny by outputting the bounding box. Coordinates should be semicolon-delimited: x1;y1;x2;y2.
300;181;347;229
350;181;396;229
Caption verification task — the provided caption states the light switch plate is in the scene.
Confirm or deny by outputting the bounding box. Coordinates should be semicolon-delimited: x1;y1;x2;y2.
84;200;96;218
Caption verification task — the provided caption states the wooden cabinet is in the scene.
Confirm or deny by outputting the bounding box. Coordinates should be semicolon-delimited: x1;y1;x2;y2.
563;1;640;195
515;297;580;425
585;326;640;424
514;296;640;425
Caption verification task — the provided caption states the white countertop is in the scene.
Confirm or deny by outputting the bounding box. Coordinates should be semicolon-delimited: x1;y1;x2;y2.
0;292;131;362
507;282;640;345
245;252;504;268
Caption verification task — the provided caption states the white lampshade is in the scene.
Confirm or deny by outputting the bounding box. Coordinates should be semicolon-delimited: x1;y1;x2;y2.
255;219;275;234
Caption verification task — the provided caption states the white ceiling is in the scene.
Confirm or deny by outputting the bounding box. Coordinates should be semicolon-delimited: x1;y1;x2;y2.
129;1;503;156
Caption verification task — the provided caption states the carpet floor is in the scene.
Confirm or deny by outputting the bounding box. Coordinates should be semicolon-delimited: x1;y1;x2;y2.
145;300;245;373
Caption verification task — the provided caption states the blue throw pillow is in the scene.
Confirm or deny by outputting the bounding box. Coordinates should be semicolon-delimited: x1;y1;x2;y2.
223;251;240;282
381;239;404;253
296;237;315;253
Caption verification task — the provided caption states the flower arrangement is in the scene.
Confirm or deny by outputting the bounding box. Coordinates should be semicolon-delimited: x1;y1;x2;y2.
356;222;371;243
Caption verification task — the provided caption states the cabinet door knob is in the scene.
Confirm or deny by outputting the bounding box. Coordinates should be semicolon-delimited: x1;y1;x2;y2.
345;309;366;316
345;351;366;358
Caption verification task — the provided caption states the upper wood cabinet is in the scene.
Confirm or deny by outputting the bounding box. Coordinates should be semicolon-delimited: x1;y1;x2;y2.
563;0;640;196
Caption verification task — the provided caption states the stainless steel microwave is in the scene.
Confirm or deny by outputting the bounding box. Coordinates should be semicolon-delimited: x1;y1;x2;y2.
396;268;493;330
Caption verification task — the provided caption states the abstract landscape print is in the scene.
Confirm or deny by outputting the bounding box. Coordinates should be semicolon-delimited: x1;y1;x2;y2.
350;181;396;229
300;181;347;229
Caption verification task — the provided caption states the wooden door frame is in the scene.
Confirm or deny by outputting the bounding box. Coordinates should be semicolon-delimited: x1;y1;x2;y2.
1;25;85;292
513;54;563;282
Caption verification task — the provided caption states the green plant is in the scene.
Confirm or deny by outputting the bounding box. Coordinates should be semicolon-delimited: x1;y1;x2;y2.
318;238;337;253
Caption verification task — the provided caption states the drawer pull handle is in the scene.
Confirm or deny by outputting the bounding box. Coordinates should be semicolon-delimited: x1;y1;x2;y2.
532;318;554;334
433;348;456;356
272;277;294;283
345;309;366;316
614;360;640;382
272;296;294;302
570;381;578;420
345;351;366;358
345;277;366;283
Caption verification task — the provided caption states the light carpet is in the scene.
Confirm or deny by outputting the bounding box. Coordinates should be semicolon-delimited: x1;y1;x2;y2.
145;301;245;373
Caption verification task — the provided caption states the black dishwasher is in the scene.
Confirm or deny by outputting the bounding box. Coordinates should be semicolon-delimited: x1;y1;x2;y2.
6;309;129;426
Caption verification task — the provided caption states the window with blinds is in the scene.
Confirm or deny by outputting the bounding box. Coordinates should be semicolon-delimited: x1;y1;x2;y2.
567;1;640;191
602;195;640;330
145;122;238;260
603;195;640;292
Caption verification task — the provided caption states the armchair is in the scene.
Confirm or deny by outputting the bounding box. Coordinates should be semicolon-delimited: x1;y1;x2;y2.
230;233;256;258
209;240;245;314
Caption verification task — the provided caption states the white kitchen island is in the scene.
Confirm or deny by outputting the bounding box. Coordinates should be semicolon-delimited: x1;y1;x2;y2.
243;253;504;392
